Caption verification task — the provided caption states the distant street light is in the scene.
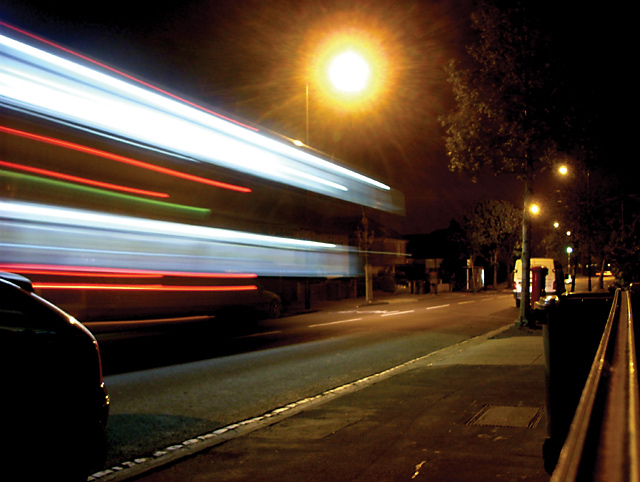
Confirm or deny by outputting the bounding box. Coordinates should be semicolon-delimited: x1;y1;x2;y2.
557;162;593;291
529;203;541;216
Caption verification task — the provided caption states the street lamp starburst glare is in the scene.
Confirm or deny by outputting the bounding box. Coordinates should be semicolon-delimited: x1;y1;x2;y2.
328;50;371;93
309;29;389;112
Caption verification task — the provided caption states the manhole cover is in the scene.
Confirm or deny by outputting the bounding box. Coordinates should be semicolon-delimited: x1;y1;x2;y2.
467;405;543;429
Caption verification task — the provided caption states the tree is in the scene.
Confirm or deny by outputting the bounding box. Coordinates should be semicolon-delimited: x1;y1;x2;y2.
441;0;559;324
608;208;640;285
544;154;640;290
555;162;616;290
463;200;520;289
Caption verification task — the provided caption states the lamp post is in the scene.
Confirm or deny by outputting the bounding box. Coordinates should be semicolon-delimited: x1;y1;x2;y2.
327;49;374;301
566;246;576;291
304;45;377;301
558;164;593;291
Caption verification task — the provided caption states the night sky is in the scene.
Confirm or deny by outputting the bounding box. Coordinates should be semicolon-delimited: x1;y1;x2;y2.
0;1;628;235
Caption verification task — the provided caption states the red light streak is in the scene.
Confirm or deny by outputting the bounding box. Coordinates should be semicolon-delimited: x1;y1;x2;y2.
0;21;259;132
0;125;252;193
0;263;258;279
33;283;259;292
0;159;170;198
9;269;158;279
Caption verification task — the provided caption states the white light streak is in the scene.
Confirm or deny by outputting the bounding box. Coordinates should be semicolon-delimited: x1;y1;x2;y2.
0;201;358;277
0;32;402;212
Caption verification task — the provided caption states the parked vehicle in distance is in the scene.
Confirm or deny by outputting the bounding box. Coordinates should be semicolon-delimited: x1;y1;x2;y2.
513;258;565;307
249;288;283;319
0;272;109;481
214;288;283;320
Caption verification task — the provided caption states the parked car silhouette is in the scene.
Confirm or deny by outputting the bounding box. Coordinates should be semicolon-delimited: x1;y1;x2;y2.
0;272;109;481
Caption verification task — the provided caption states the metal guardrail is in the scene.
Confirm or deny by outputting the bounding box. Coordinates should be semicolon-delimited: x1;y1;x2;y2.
551;288;640;481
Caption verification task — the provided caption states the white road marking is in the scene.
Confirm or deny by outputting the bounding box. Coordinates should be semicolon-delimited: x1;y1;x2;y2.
308;318;362;328
381;310;415;317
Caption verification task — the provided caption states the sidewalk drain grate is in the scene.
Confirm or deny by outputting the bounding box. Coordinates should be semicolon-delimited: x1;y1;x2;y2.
467;405;544;429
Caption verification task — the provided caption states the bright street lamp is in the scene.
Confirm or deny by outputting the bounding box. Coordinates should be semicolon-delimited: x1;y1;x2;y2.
311;31;385;103
305;48;374;144
328;50;371;93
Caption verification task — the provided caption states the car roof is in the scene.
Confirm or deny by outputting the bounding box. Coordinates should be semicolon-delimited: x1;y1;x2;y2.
0;271;34;292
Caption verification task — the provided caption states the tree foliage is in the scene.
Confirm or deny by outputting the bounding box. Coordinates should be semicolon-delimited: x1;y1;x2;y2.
542;164;639;285
441;0;558;180
463;199;520;287
609;210;640;284
559;165;615;272
441;0;565;322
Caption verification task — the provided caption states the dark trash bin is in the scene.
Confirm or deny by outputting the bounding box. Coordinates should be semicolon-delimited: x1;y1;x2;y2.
534;291;615;474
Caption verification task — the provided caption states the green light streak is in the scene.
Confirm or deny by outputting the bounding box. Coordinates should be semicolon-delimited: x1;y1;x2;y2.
0;169;211;218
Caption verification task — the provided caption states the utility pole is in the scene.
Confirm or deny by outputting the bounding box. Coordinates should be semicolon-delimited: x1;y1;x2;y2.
357;212;374;303
518;159;534;326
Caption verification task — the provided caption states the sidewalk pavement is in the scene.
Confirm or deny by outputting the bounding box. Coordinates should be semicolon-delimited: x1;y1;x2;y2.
120;311;550;482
